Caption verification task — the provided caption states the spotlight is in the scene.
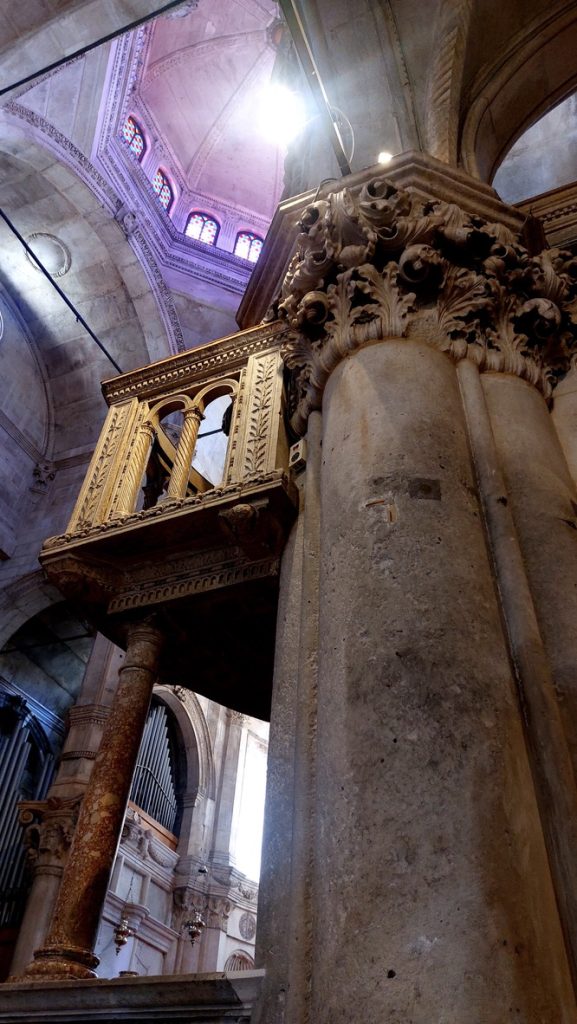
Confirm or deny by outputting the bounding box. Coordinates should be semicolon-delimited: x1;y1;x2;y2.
377;151;393;165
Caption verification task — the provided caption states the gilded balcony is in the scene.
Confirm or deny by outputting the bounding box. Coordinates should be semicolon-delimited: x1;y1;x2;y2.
39;320;297;719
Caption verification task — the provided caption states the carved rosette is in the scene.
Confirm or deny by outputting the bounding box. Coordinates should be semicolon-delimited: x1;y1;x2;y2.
278;178;577;434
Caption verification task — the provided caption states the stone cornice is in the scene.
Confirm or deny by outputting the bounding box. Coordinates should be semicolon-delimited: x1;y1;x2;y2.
278;171;577;434
101;320;286;404
517;181;577;250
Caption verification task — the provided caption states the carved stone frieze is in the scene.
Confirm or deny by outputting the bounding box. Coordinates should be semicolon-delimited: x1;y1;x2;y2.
205;895;233;931
30;461;56;495
243;356;278;476
239;910;257;940
108;553;280;614
278;177;577;433
121;810;177;869
172;887;229;932
102;322;286;404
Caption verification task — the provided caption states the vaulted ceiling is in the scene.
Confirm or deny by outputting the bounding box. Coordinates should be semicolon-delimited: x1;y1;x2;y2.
138;0;284;217
2;0;577;639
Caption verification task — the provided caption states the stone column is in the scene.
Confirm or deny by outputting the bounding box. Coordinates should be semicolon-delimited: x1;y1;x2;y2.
9;798;81;978
261;168;577;1022
313;338;571;1021
9;636;123;975
482;373;577;774
21;620;163;979
116;421;155;516
167;407;203;499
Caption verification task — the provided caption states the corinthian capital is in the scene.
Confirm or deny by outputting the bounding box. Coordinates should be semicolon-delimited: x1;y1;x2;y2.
279;177;577;434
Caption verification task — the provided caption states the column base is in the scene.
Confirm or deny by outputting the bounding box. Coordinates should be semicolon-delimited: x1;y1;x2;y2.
16;944;99;980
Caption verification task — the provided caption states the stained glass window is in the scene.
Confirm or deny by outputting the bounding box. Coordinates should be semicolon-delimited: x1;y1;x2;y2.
121;115;146;161
186;212;219;245
152;168;174;212
234;231;263;263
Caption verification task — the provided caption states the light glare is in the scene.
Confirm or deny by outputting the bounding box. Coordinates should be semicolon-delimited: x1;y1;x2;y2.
260;84;307;146
377;150;393;165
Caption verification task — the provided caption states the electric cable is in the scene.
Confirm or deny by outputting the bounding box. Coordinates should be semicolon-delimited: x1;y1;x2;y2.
0;208;124;375
0;0;190;98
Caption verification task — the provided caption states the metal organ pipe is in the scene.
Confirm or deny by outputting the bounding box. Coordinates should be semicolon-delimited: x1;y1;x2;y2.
128;703;178;833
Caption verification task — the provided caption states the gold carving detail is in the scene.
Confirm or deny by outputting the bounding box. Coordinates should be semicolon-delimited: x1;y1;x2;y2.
70;403;132;531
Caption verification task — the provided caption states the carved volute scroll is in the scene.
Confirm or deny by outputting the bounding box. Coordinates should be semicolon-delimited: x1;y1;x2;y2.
278;177;577;434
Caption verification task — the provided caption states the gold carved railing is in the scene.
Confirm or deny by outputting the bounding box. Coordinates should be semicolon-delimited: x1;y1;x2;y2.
40;321;297;718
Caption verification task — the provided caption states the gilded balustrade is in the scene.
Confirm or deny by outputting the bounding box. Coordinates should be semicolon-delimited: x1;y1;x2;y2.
39;321;297;719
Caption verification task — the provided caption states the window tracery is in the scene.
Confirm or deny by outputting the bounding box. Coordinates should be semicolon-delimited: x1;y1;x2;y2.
185;212;220;245
121;115;146;161
234;231;263;263
152;168;174;212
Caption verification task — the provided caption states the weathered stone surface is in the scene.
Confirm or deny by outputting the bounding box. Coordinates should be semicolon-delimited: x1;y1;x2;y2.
311;340;574;1021
279;173;577;434
0;970;263;1022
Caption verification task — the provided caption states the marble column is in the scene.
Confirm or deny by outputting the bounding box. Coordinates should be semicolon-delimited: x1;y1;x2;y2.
21;621;163;979
259;165;577;1022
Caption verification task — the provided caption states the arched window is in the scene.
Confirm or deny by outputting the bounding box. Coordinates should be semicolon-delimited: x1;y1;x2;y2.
121;115;146;161
225;950;255;971
186;212;220;245
234;231;263;263
152;168;174;212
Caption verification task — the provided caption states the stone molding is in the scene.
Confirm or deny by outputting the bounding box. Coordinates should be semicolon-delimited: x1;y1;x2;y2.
67;704;110;727
279;174;577;433
0;101;185;358
101;321;286;404
517;181;577;250
44;470;289;550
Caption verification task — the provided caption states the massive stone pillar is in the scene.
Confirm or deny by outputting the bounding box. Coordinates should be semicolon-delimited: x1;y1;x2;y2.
20;621;163;980
256;166;577;1022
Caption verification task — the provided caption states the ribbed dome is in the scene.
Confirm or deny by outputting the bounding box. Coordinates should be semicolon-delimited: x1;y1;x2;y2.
138;0;285;220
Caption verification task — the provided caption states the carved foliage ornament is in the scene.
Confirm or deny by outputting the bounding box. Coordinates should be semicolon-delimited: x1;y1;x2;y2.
278;178;577;433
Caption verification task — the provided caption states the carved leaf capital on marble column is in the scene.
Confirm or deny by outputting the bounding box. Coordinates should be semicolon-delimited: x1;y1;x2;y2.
279;177;577;434
19;796;83;871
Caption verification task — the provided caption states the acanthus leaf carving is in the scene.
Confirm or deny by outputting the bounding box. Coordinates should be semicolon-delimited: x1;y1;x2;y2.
279;175;577;433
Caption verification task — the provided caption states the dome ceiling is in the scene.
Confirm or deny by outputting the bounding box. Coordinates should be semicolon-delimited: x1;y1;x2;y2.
136;0;285;219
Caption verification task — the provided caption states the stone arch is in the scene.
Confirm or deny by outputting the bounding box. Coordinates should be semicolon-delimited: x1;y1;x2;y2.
460;4;577;183
224;950;255;971
154;687;216;804
0;110;180;363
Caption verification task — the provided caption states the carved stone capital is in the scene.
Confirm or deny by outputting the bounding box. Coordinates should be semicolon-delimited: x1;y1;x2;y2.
205;895;233;931
19;796;83;871
279;176;577;433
